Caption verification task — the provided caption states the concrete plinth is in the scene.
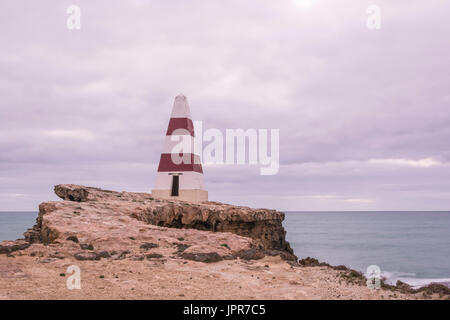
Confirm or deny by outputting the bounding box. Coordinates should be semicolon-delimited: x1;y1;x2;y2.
151;189;208;203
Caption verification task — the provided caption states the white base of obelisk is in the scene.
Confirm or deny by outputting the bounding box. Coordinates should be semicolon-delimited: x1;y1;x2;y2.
151;189;208;203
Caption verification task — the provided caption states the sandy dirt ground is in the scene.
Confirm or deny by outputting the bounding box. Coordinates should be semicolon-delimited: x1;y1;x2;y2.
0;254;422;300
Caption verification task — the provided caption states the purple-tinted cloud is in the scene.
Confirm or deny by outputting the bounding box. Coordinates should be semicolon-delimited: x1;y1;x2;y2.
1;0;449;211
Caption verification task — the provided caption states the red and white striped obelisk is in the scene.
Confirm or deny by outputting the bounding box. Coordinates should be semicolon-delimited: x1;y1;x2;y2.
152;94;208;202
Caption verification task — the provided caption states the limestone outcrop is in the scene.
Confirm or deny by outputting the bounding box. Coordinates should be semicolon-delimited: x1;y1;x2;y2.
51;184;294;255
7;184;295;263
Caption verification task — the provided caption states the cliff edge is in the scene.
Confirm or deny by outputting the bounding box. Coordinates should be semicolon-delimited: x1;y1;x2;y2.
18;184;295;262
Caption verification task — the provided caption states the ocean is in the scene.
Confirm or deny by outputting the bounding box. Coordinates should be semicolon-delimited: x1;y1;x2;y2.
0;212;37;242
1;211;449;288
284;211;450;288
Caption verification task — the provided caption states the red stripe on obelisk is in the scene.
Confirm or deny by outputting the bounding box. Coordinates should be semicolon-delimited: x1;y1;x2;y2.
166;118;195;136
157;153;203;173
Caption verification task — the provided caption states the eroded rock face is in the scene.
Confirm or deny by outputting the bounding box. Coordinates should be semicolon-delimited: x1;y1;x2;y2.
136;204;292;253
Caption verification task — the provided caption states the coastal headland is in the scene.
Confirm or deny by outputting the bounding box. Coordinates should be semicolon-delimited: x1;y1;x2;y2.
0;185;448;300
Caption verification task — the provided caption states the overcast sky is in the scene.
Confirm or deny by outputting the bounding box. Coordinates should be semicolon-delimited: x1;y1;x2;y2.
1;0;449;211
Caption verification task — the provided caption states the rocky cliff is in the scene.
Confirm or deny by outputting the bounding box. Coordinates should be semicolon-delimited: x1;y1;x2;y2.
15;184;295;262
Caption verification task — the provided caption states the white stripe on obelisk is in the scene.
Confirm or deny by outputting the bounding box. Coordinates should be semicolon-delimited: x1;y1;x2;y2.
170;94;192;119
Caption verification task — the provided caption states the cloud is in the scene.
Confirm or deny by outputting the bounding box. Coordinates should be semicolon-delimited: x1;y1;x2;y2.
43;129;96;141
368;158;442;168
342;198;373;203
0;0;450;211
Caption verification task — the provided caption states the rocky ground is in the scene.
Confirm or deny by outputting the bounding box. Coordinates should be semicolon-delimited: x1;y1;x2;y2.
0;185;448;300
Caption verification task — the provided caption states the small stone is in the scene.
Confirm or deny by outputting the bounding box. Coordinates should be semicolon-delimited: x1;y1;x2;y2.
146;253;163;260
180;252;222;263
80;243;94;250
97;251;110;259
140;243;158;250
74;252;99;261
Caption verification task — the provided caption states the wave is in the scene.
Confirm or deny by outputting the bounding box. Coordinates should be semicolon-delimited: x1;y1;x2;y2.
381;271;450;289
